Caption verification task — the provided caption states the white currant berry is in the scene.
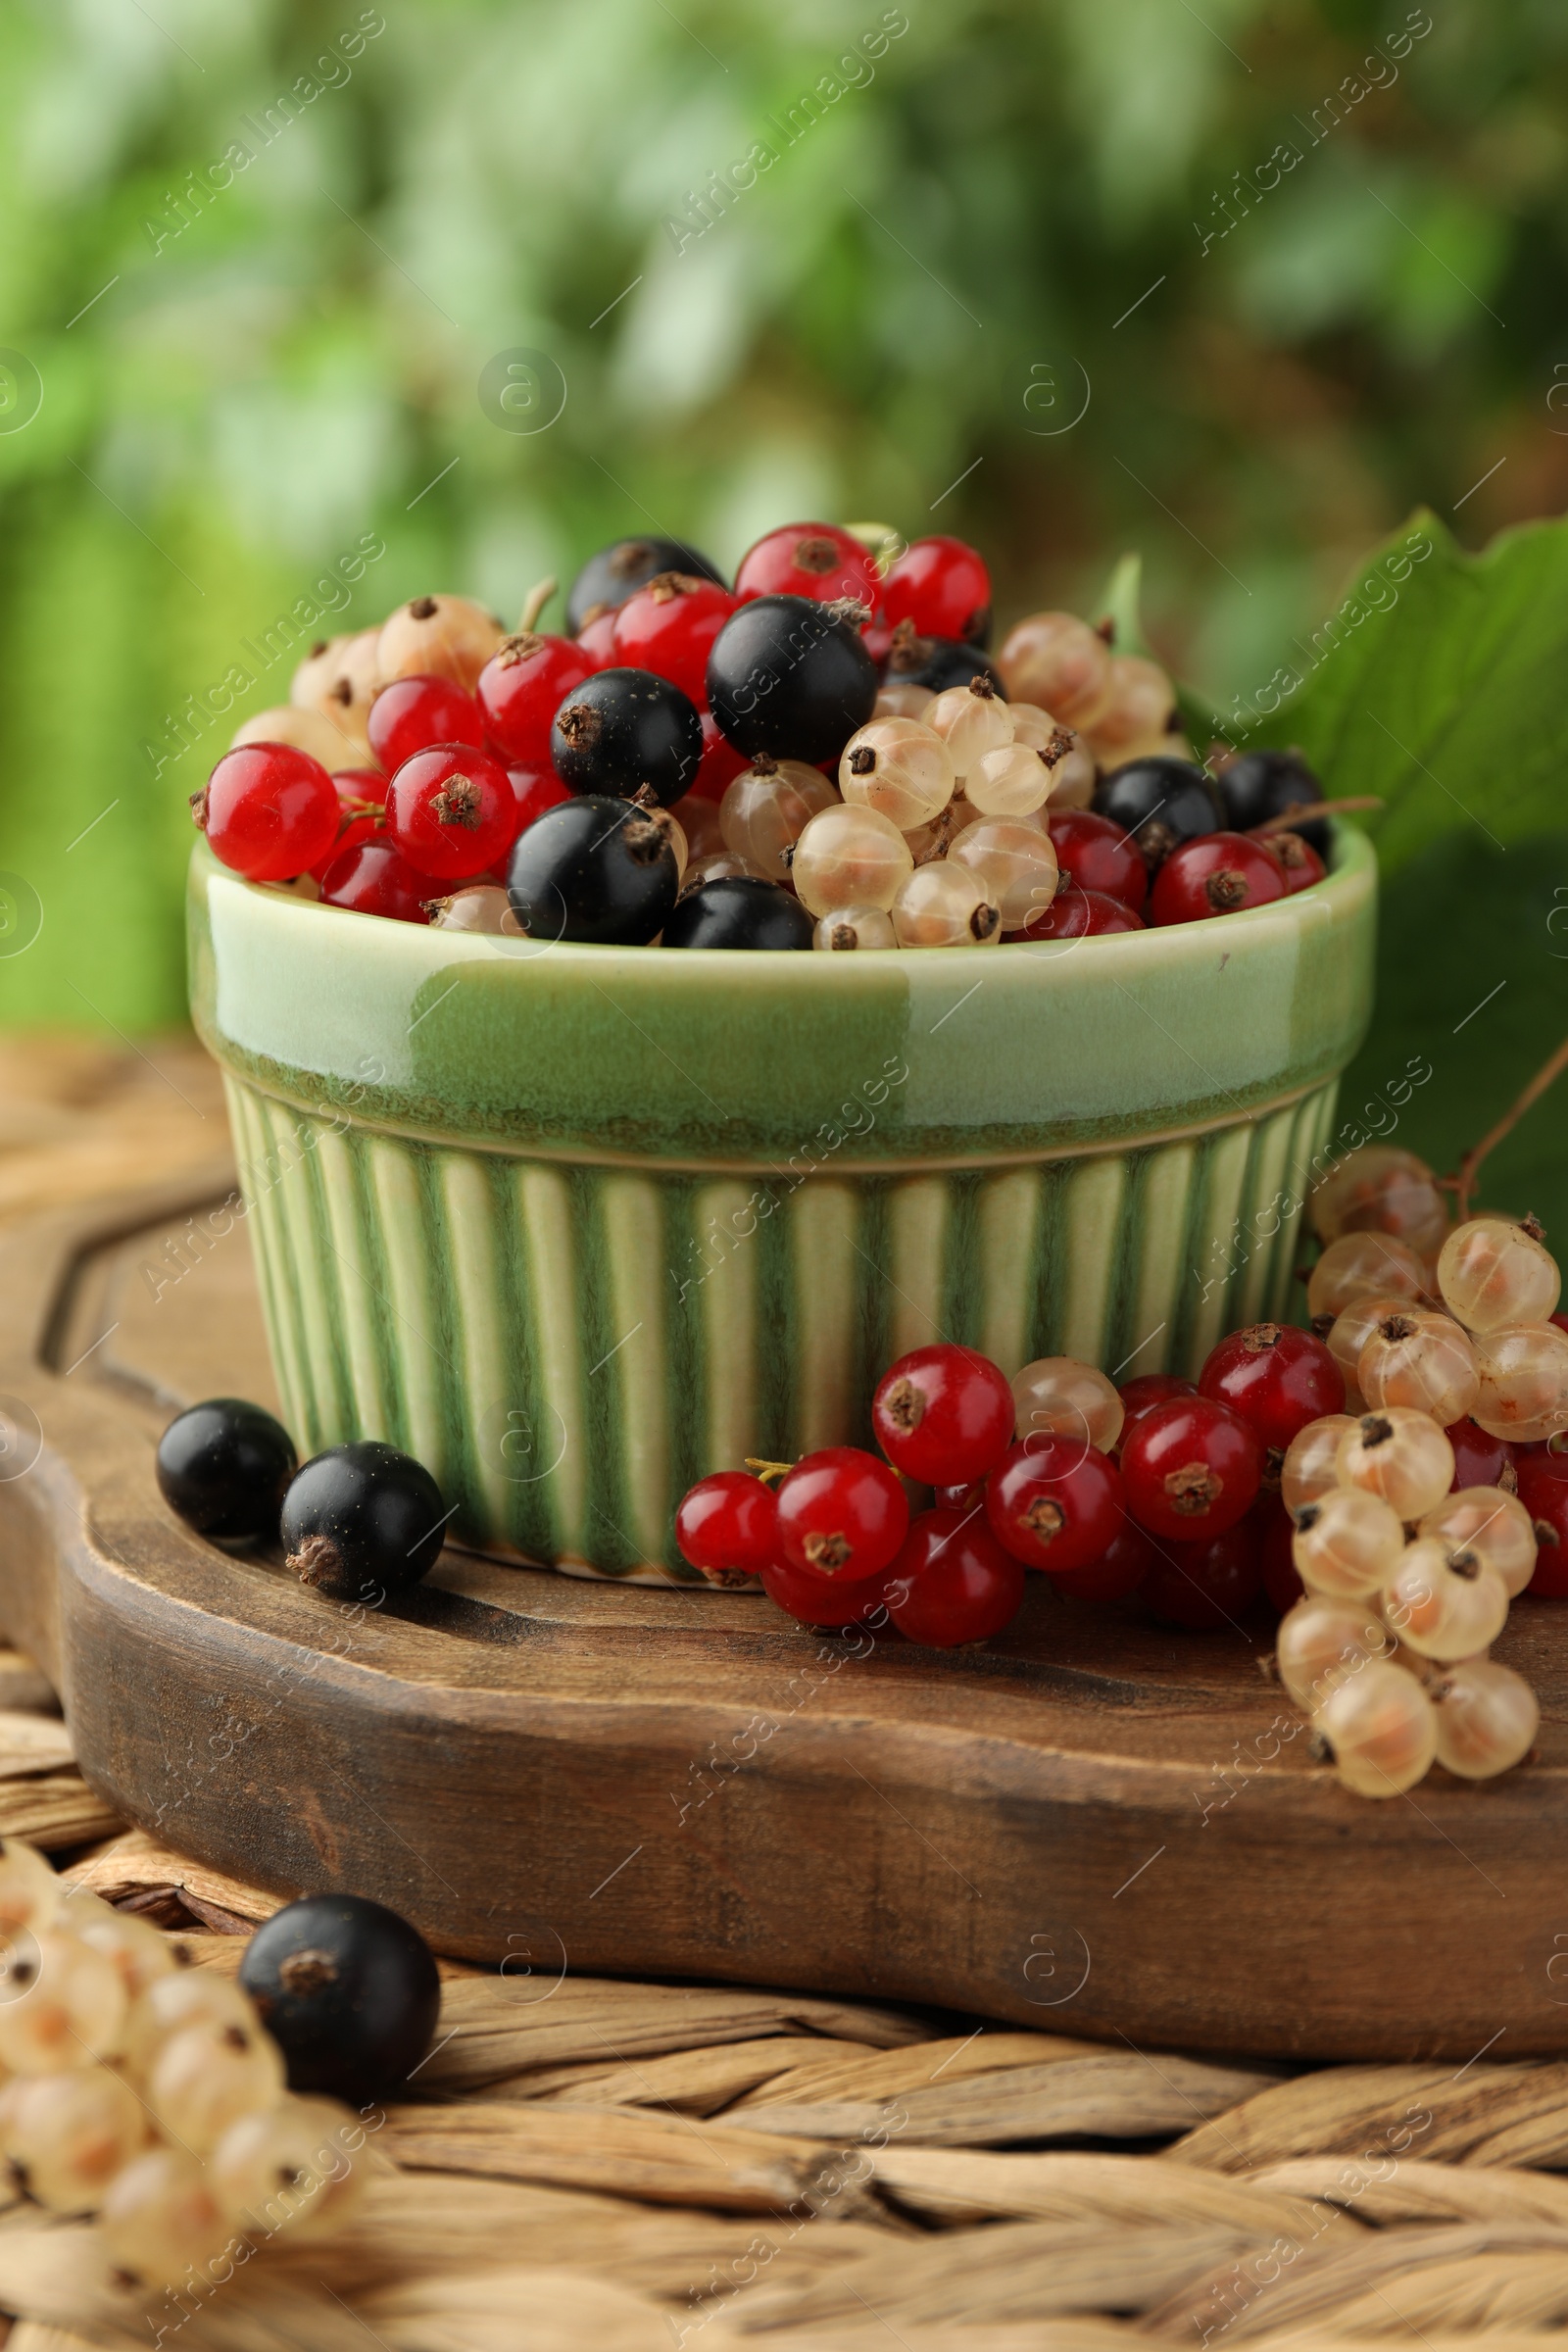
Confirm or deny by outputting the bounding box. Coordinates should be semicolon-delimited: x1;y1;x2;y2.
1471;1322;1568;1444
1382;1537;1510;1662
101;2146;233;2288
1280;1414;1358;1517
1325;1293;1412;1408
1432;1658;1539;1780
1083;655;1175;761
0;1841;61;1941
812;906;898;951
996;612;1114;729
923;678;1014;778
1004;702;1061;752
211;2093;369;2242
791;804;913;916
122;1969;263;2085
1276;1594;1394;1712
874;682;935;720
1010;1358;1123;1453
1438;1215;1561;1334
964;741;1060;818
0;1931;127;2072
950;816;1059;932
681;850;770;893
0;2066;144;2212
1418;1487;1538;1599
838;719;955;829
1335;1407;1454;1522
1306;1232;1429;1324
60;1890;175;2001
1046;737;1097;809
720;759;838;882
1292;1487;1405;1599
1314;1658;1438;1797
376;594;505;693
1308;1145;1450;1260
229;703;366;770
890;860;1002;948
425;884;525;935
1357;1307;1480;1429
145;2016;285;2157
290;626;379;754
668;791;724;862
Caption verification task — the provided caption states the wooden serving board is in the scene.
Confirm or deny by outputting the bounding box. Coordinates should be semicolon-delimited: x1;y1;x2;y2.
4;1051;1568;2063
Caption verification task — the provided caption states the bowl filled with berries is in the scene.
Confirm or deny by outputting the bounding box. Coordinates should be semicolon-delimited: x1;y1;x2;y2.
187;522;1376;1581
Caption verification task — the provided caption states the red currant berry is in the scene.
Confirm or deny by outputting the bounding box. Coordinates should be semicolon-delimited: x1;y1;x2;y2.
883;536;991;647
1149;832;1287;926
196;744;341;882
1256;1496;1303;1614
760;1553;892;1629
690;710;750;803
674;1472;777;1581
574;610;619;668
936;1481;984;1510
1119;1396;1263;1540
1053;1519;1157;1602
610;575;737;707
368;676;485;775
310;807;380;883
871;1346;1015;1487
1118;1374;1197;1435
1446;1416;1516;1493
1259;829;1326;896
734;522;879;613
1519;1447;1568;1596
885;1507;1024;1646
1143;1516;1263;1632
507;765;573;833
385;746;517;881
1046;809;1149;911
1016;886;1146;941
775;1446;908;1580
318;838;440;923
476;634;594;768
332;766;389;809
1198;1322;1345;1453
985;1436;1126;1573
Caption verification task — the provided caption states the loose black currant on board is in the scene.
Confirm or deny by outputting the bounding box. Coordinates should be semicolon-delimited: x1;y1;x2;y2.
239;1893;440;2103
507;794;680;946
1092;756;1221;871
883;621;1006;697
550;667;703;807
663;875;815;950
156;1398;297;1545
280;1442;447;1603
565;535;725;634
1214;746;1330;856
707;594;879;763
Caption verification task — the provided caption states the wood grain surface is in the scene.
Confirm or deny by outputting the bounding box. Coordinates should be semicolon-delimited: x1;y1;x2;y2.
2;1039;1567;2063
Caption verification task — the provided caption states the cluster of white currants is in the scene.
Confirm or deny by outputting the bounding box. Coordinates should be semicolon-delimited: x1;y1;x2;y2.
1277;1211;1568;1797
701;676;1097;949
0;1838;365;2289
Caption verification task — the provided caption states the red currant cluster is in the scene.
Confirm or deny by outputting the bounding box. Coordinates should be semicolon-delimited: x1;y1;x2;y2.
191;522;1339;948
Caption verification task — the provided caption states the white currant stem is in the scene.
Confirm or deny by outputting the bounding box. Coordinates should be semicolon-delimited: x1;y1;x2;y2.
517;576;558;634
1446;1033;1568;1223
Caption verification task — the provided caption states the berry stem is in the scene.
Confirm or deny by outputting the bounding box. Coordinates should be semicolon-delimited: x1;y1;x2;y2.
517;576;558;633
1244;796;1384;834
744;1456;796;1489
1445;1031;1568;1222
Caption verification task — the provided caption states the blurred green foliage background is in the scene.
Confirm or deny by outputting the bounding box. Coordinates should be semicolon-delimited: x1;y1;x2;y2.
0;0;1563;1210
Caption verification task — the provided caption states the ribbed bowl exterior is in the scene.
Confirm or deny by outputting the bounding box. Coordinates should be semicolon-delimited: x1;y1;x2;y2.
223;1069;1342;1583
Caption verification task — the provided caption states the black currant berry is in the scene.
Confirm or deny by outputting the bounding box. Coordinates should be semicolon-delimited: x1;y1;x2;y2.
1214;747;1330;857
156;1398;297;1545
883;624;1006;697
1093;756;1221;871
706;594;878;763
507;795;680;946
565;536;725;634
280;1442;447;1604
239;1892;440;2104
663;875;815;950
550;667;703;807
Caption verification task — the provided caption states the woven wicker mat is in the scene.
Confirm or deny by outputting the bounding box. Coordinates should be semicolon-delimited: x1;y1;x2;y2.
0;1702;1565;2352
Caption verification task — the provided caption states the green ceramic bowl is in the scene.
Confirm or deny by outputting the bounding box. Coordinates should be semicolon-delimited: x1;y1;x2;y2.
188;827;1376;1583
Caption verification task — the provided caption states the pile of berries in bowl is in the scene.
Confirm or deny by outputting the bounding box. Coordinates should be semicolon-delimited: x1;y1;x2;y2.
675;1185;1568;1799
193;520;1343;950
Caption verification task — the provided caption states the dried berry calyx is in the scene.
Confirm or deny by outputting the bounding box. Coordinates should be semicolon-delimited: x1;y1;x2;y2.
848;746;876;774
1360;1415;1396;1449
796;535;841;573
1021;1495;1066;1543
188;788;209;830
803;1530;853;1574
408;596;438;619
288;1532;343;1588
1164;1461;1224;1513
496;631;549;667
882;1378;925;1434
1203;868;1249;911
1378;1313;1418;1342
430;773;482;828
1241;1324;1284;1355
278;1948;339;1996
